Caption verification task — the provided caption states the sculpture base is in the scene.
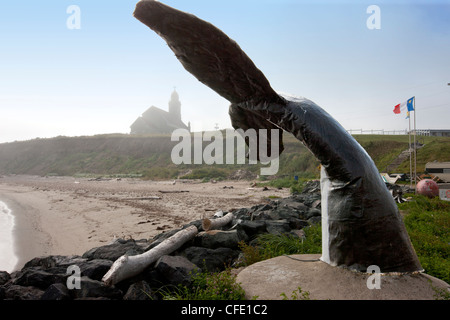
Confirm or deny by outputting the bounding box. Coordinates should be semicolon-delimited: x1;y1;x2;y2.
236;254;449;300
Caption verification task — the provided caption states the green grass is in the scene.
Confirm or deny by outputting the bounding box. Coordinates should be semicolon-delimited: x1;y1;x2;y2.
238;224;322;266
160;268;246;300
399;195;450;284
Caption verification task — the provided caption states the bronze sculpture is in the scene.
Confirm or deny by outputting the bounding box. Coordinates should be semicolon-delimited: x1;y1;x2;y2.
133;0;422;273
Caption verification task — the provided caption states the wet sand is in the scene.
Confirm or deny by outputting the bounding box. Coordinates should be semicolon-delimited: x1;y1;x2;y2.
0;175;289;271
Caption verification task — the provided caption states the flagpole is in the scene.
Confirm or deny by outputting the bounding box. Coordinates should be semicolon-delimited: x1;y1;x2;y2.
409;114;412;190
413;96;417;193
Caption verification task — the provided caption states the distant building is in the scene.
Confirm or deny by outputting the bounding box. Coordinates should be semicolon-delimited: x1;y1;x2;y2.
425;161;450;183
130;89;190;134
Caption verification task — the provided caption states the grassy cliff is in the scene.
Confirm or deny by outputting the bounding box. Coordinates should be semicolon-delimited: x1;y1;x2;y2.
0;132;448;180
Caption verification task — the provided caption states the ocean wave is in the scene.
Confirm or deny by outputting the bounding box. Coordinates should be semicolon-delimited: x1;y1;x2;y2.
0;200;18;273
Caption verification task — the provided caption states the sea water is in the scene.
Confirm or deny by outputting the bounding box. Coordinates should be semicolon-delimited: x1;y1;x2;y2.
0;200;18;273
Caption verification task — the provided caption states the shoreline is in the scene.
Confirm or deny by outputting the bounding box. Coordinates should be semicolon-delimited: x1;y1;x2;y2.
0;200;18;273
0;188;54;272
0;175;290;272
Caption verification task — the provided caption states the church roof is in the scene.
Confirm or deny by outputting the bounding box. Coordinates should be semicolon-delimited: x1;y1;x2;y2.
131;106;188;134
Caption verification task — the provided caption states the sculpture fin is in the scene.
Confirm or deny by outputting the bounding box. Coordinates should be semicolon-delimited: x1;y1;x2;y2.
133;0;283;105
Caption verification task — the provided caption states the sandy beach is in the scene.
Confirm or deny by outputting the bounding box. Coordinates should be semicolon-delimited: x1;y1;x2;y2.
0;175;289;272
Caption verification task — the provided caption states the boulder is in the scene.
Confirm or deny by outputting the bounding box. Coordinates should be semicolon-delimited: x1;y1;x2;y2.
194;229;247;249
123;280;155;300
12;268;66;290
71;276;122;300
305;207;321;219
182;247;240;272
265;220;292;235
232;207;251;220
308;216;321;225
278;198;309;213
3;284;44;300
238;220;267;238
0;271;11;285
287;218;309;230
155;255;200;286
40;283;71;300
23;255;84;270
77;259;113;281
82;239;146;261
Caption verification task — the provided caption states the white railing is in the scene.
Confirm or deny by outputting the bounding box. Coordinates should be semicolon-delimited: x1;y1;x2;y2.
346;129;440;136
346;129;408;135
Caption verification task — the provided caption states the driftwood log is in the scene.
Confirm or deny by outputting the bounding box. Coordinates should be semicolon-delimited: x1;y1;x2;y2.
102;225;198;286
202;212;234;231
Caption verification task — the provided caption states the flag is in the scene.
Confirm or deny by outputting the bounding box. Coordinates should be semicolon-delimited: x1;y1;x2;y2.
406;111;410;119
393;101;407;114
407;97;415;111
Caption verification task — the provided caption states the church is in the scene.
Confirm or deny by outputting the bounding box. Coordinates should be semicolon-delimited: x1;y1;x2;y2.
130;89;190;134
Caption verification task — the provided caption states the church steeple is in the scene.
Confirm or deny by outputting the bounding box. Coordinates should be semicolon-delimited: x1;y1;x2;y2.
169;88;181;120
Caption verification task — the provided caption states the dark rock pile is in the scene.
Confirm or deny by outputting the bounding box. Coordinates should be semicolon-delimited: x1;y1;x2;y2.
0;181;322;300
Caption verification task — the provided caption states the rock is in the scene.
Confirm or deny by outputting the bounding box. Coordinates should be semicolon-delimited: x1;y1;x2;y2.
23;255;82;270
238;220;267;238
195;229;247;249
3;284;45;300
40;283;71;300
0;271;11;285
288;218;309;230
155;255;200;287
82;239;146;261
13;268;66;290
302;180;321;194
311;199;321;209
306;207;321;219
123;280;155;300
142;269;168;290
269;207;302;220
303;194;321;207
279;198;309;213
77;259;113;281
308;216;322;225
232;208;251;220
71;276;122;300
265;220;291;235
182;247;240;272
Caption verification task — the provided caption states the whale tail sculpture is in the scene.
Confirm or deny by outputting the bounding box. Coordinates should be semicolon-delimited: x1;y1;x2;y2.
134;0;422;273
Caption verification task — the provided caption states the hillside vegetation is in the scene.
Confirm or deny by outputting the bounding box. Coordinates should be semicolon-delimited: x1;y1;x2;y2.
0;133;448;180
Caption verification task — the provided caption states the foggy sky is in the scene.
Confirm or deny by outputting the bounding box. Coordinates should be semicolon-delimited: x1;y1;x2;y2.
1;0;449;143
